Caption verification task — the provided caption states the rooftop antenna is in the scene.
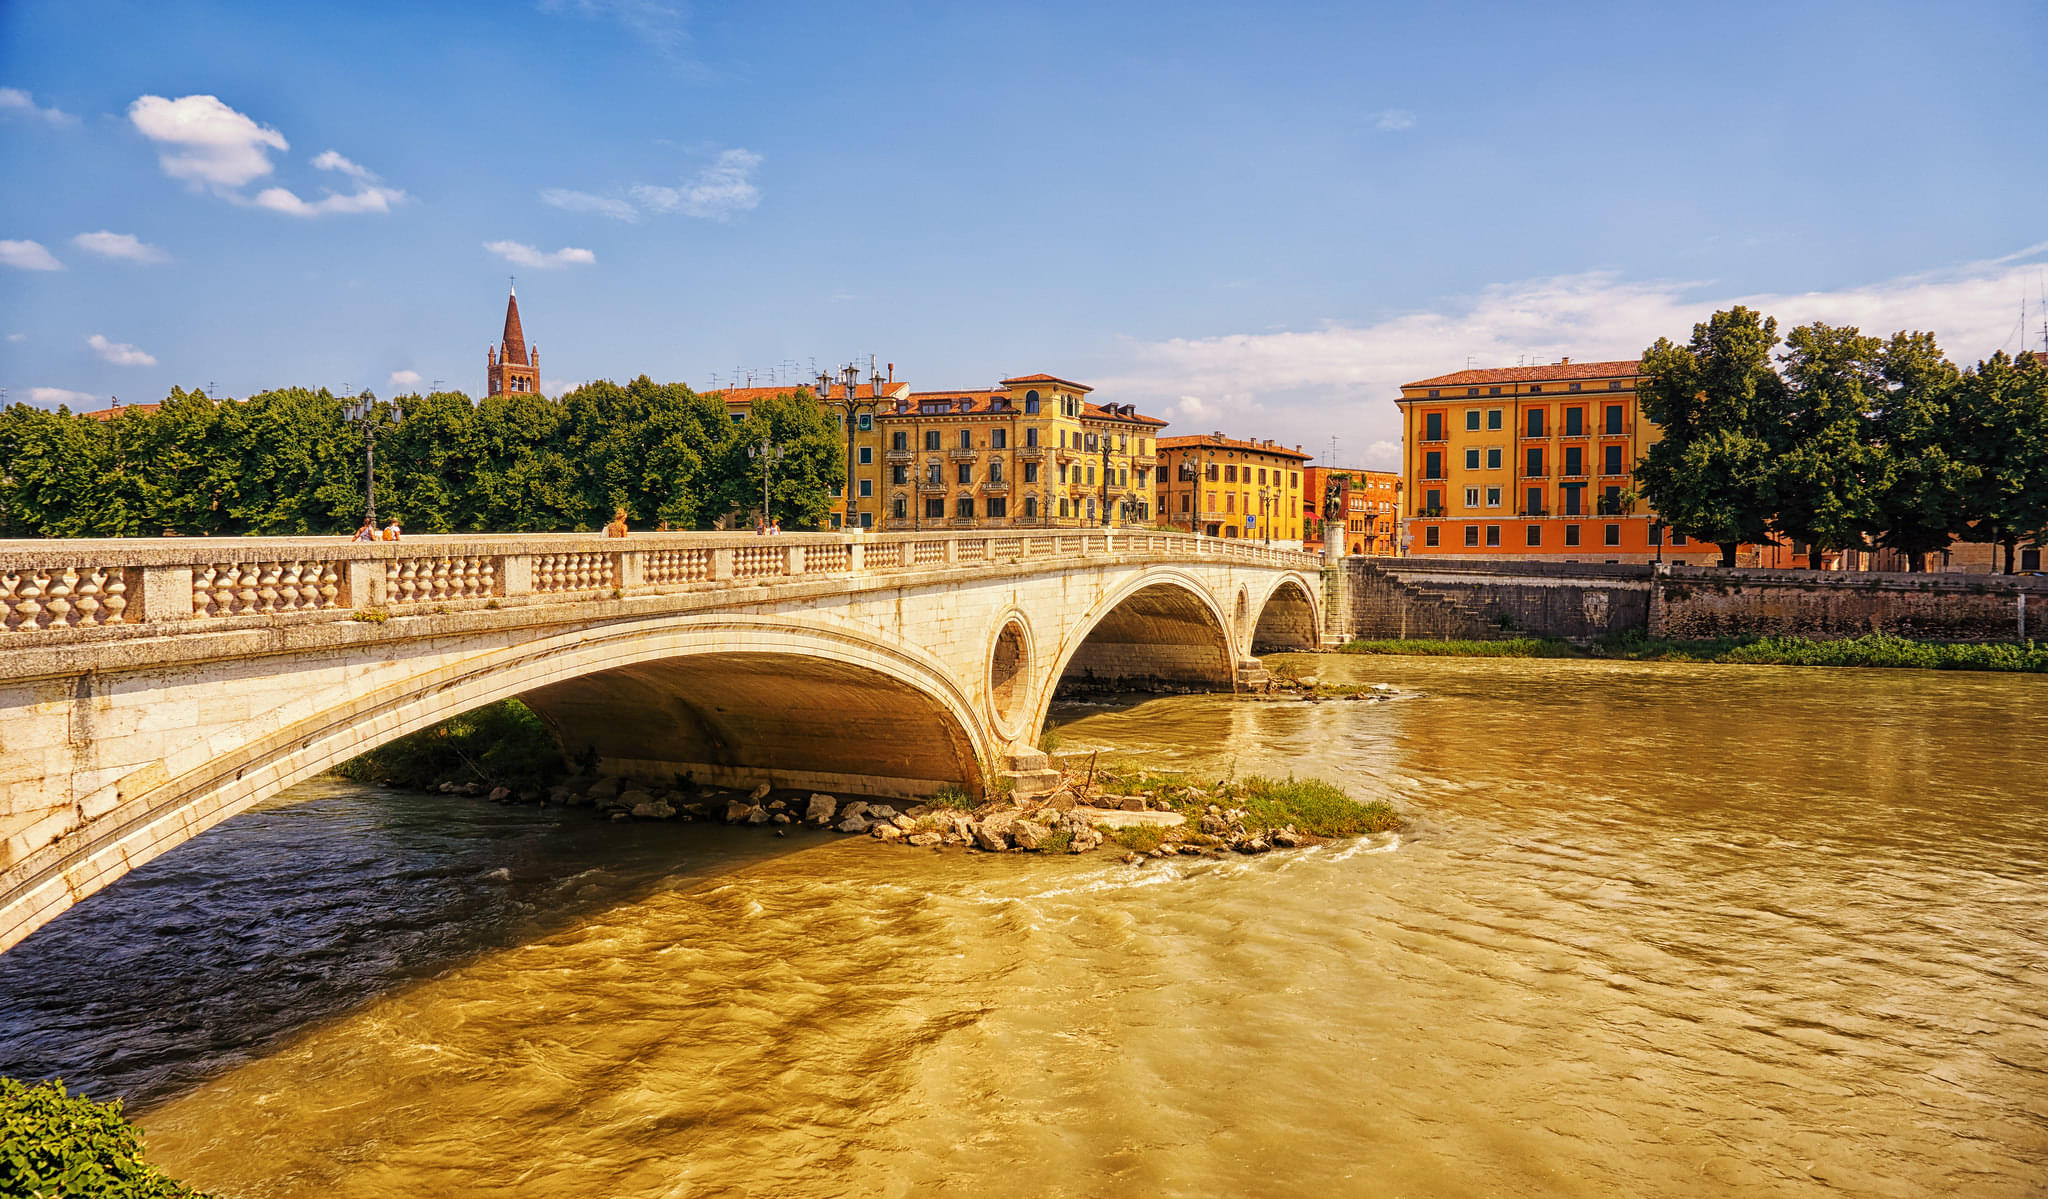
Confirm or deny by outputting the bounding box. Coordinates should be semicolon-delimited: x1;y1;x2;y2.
1465;355;1477;370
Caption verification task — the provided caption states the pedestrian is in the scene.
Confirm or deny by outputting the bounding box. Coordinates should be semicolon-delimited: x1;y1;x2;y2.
604;507;629;538
767;519;782;535
755;517;767;536
382;516;402;541
351;517;377;542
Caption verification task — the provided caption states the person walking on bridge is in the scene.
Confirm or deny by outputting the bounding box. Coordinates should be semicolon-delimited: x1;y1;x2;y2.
604;507;629;538
381;517;402;542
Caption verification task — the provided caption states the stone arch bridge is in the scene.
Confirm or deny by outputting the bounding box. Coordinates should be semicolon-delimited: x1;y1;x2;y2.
0;529;1329;951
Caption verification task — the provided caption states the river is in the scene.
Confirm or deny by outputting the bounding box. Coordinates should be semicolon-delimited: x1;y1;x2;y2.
2;656;2044;1196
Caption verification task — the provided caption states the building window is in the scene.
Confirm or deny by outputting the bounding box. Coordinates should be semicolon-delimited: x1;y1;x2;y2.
1025;427;1038;447
1490;386;1502;396
1565;524;1581;546
1467;386;1480;397
1464;525;1480;547
859;480;873;498
1487;409;1503;430
924;430;941;451
2024;549;2042;571
858;447;873;465
1025;389;1039;407
1465;448;1481;470
1060;498;1070;517
1608;380;1623;390
1425;526;1441;547
1603;445;1623;475
1531;385;1544;395
1466;409;1481;431
1485;525;1501;547
1526;486;1543;514
1424;412;1444;440
1672;532;1689;546
1526;447;1544;477
1604;405;1623;435
1084;433;1099;451
926;464;942;485
1486;448;1502;470
987;497;1007;518
1428;388;1441;398
1425;488;1442;510
1650;524;1663;547
991;428;1007;449
1486;487;1501;508
857;413;873;430
1087;465;1096;485
1565;407;1584;436
1465;487;1481;507
926;497;945;519
1564;447;1584;476
1023;462;1038;483
1024;496;1038;518
1225;464;1238;482
1226;493;1236;512
892;497;907;519
957;497;975;520
890;465;907;485
1527;409;1545;437
958;429;972;449
957;463;972;484
1562;485;1583;516
1604;523;1621;546
990;461;1003;484
891;431;908;451
1526;524;1542;546
1568;382;1582;393
1180;493;1190;512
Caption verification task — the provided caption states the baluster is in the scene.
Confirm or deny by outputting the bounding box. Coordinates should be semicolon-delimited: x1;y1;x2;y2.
318;564;340;609
396;560;418;603
101;569;127;623
15;570;45;629
276;562;302;611
73;568;102;627
232;564;259;615
40;567;74;629
1;572;22;631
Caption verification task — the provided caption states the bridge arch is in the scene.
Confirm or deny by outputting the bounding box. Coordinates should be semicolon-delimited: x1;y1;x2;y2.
1035;568;1237;732
1;616;990;953
1250;575;1322;653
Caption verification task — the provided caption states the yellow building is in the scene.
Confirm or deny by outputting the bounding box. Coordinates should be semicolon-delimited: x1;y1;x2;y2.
877;374;1167;530
1154;434;1309;545
712;369;1168;530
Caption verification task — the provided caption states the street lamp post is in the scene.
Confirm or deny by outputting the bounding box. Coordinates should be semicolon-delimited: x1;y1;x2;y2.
1653;518;1666;565
748;438;784;527
1099;440;1113;527
818;366;877;532
342;394;397;526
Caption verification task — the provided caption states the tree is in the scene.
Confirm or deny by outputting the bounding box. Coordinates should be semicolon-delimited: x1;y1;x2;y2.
1634;306;1783;565
130;387;236;535
1866;331;1972;571
0;403;127;537
1770;322;1884;568
471;390;581;531
378;390;477;533
710;391;844;530
1952;350;2048;572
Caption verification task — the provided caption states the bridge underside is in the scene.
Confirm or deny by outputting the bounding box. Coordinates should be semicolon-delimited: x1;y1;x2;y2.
1252;581;1320;653
1058;582;1235;692
521;652;983;800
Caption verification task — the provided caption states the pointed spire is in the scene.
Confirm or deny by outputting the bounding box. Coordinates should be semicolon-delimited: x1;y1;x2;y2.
500;286;527;364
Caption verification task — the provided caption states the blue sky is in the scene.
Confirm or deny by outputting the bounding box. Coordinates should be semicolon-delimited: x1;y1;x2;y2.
3;0;2044;468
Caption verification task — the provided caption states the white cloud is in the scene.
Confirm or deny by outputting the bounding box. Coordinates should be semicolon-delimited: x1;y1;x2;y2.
251;183;406;217
630;149;762;220
1371;108;1416;132
5;332;25;343
541;378;577;396
128;95;405;216
0;240;63;271
540;188;640;221
0;87;78;126
30;387;96;407
128;94;288;191
484;240;595;269
540;0;690;59
389;369;422;386
71;231;169;263
88;334;157;367
1094;244;2048;472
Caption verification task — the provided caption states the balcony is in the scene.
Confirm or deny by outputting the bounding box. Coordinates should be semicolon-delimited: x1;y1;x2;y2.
918;478;947;494
981;478;1010;493
949;447;978;461
884;447;914;463
1014;446;1045;461
1131;453;1158;468
1414;506;1447;518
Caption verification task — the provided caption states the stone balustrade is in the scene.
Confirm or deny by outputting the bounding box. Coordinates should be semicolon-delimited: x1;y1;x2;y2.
0;529;1317;641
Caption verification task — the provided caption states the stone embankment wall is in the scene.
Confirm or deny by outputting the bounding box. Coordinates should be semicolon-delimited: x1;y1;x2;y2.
1334;557;2048;643
1651;567;2046;642
1342;559;1651;641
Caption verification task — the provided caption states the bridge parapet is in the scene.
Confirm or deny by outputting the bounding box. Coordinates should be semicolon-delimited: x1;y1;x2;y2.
0;529;1317;643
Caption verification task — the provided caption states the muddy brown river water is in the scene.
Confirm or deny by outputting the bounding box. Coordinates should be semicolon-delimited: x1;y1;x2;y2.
3;655;2044;1196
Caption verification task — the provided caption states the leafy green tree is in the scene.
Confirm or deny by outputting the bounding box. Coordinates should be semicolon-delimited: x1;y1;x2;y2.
378;390;478;533
0;403;128;537
711;390;844;530
129;387;238;535
1952;350;2048;572
470;390;582;531
1634;306;1783;565
1867;331;1972;571
0;1077;211;1197
1770;322;1885;568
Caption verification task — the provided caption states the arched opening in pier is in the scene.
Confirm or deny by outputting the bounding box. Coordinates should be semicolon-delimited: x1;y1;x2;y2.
1055;580;1235;696
519;652;984;800
1251;579;1319;653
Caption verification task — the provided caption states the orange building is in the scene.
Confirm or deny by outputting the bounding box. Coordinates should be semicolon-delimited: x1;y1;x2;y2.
1304;467;1400;556
1395;359;1722;562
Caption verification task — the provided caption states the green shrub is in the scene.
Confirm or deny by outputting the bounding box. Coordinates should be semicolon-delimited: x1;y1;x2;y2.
0;1077;211;1198
1233;777;1401;837
332;698;566;790
925;785;979;811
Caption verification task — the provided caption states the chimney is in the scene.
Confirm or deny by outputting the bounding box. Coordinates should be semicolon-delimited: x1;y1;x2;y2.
1561;356;1572;365
887;362;894;384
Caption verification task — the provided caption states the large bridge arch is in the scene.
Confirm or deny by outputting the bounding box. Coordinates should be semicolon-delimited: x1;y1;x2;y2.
0;616;990;953
1033;568;1238;730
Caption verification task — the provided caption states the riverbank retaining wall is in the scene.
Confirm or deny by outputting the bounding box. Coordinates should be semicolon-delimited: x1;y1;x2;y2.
1337;557;2047;643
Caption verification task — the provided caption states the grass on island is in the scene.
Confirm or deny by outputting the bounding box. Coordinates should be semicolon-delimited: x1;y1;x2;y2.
1086;764;1402;844
1337;631;2048;673
333;698;568;790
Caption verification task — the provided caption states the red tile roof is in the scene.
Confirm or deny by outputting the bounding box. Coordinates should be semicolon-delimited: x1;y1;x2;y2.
1402;359;1639;388
1081;400;1167;428
80;401;161;421
709;382;905;403
1156;433;1311;460
999;373;1092;392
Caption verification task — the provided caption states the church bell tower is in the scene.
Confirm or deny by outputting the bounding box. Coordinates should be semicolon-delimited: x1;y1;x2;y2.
486;283;540;396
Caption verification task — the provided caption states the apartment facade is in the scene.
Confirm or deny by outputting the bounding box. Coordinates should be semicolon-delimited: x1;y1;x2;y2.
1396;360;1722;562
1304;467;1400;556
1155;434;1309;546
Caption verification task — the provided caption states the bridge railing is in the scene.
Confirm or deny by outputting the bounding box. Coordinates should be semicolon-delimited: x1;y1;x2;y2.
0;529;1318;637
